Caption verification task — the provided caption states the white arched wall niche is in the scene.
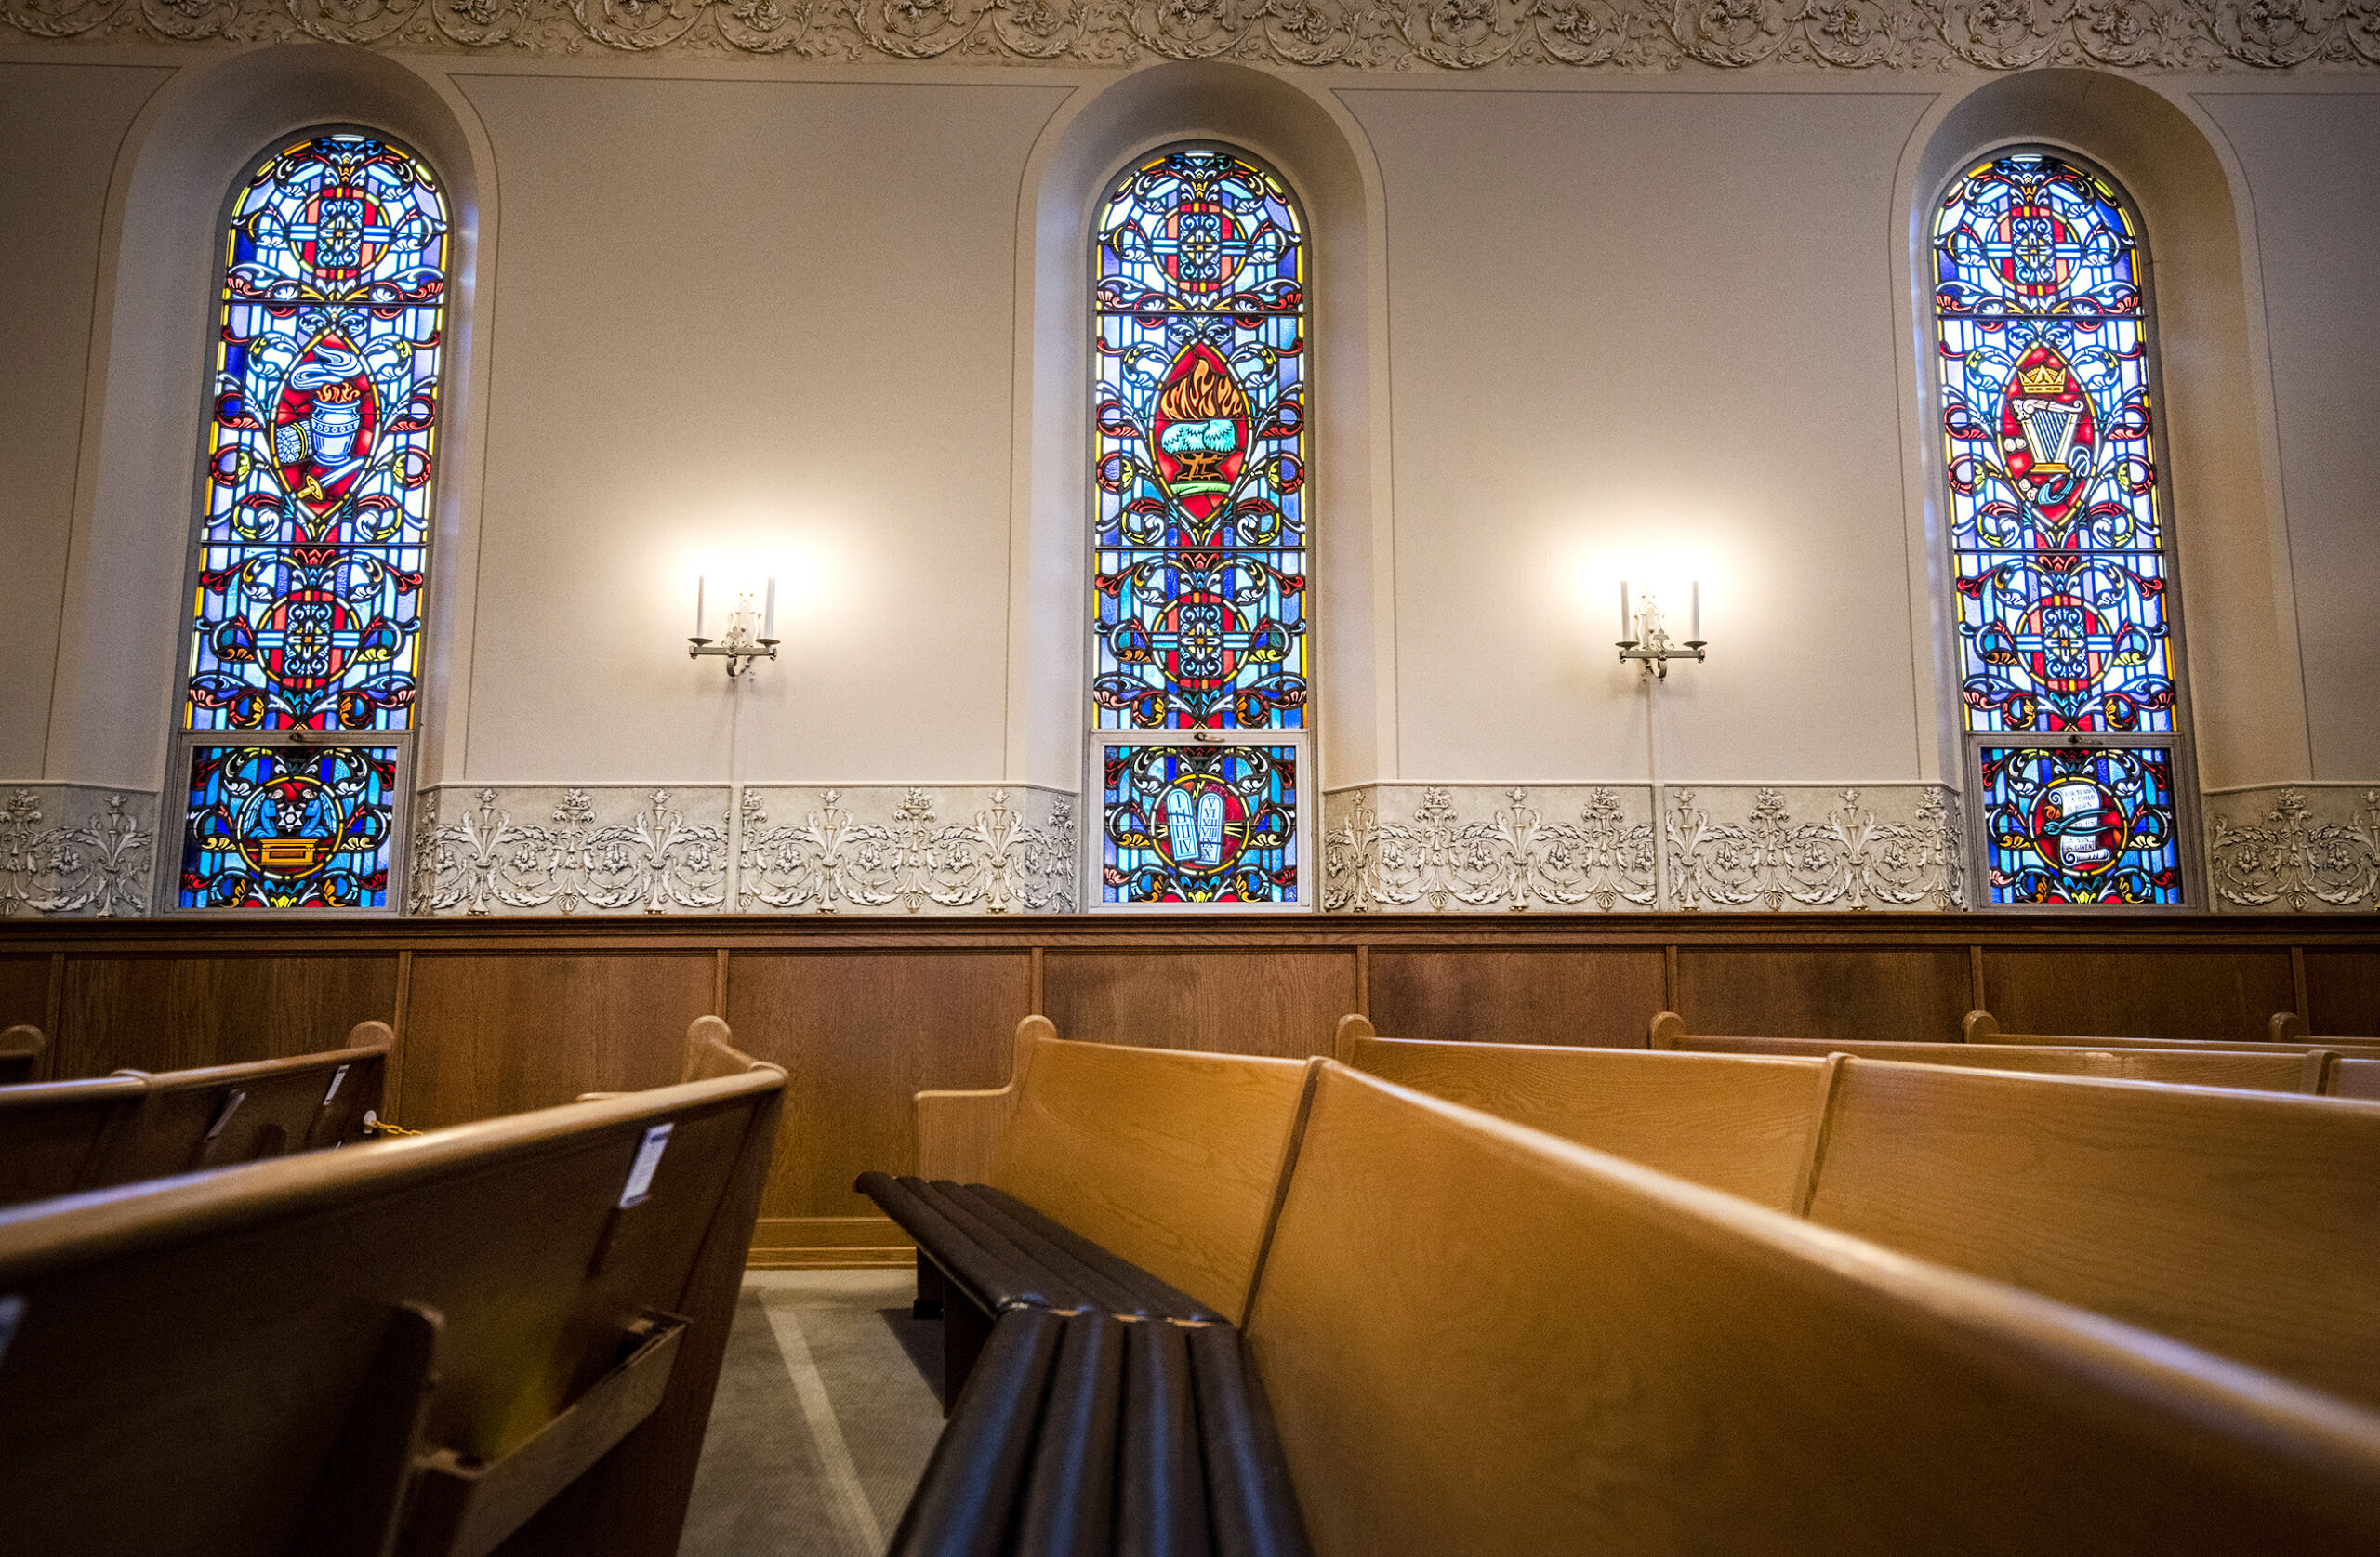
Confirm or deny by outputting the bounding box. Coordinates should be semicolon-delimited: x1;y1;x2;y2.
1897;69;2306;800
47;44;496;801
1004;62;1395;806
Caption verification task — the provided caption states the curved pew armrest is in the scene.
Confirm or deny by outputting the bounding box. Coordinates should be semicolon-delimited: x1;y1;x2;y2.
403;1311;688;1557
916;1016;1051;1181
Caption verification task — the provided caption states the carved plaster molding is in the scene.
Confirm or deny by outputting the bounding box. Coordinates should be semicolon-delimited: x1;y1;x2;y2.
409;784;731;914
738;785;1077;914
1662;784;1964;910
0;787;158;919
2204;785;2380;912
5;0;2378;70
1323;784;1660;911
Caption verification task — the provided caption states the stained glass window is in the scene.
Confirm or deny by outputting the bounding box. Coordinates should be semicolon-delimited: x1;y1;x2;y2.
1932;152;2187;905
175;132;447;910
1092;146;1307;907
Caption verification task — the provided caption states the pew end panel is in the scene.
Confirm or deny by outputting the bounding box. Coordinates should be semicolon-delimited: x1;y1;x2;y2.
914;1015;1046;1183
1331;1012;1375;1064
1801;1059;2380;1410
981;1023;1314;1326
1343;1034;1830;1212
0;1023;44;1085
1242;1063;2380;1556
0;1069;786;1557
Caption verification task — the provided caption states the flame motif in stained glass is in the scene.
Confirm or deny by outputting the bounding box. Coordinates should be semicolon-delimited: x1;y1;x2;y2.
1103;745;1297;904
1092;149;1306;731
1934;153;2173;736
1978;746;2181;905
186;133;447;734
179;745;398;909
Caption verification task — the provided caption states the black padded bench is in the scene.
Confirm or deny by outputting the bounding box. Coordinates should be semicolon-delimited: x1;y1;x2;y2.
886;1304;1311;1557
857;1171;1224;1404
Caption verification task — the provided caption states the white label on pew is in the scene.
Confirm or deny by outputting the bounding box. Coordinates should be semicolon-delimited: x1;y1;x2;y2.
322;1065;349;1103
620;1124;672;1207
0;1295;21;1369
205;1089;246;1141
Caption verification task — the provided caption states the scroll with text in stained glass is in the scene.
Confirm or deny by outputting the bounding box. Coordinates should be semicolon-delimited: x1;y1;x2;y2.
1092;150;1306;732
1978;746;2181;904
1933;153;2171;736
1103;745;1297;904
188;133;447;734
179;745;398;909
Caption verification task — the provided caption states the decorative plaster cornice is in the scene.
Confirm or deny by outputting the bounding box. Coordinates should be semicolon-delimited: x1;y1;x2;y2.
410;785;732;914
0;787;157;919
5;0;2377;70
1662;784;1964;911
738;785;1077;914
2205;785;2380;912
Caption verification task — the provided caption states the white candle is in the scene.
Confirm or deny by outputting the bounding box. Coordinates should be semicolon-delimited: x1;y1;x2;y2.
763;577;777;640
1620;580;1632;641
1691;580;1701;641
694;576;706;639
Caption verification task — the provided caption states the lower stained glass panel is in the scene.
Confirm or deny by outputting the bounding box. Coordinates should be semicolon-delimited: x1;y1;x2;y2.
179;744;398;909
1978;746;2182;906
1103;744;1296;904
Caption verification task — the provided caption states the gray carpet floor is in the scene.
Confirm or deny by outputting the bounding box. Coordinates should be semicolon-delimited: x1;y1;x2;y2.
681;1270;946;1557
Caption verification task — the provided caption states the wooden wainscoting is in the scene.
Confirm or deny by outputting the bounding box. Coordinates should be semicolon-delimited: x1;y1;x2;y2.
3;913;2375;1267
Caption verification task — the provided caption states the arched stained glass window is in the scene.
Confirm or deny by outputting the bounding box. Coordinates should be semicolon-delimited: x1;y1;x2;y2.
174;131;448;910
1091;147;1308;907
1931;151;2187;905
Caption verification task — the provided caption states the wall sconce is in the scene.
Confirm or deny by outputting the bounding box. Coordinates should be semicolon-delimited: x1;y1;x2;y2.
688;575;779;680
1617;580;1707;680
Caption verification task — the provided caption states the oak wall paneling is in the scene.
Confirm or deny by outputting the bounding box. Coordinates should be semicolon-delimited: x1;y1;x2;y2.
1673;946;1973;1043
1367;948;1666;1048
398;952;715;1128
1979;947;2299;1043
724;948;1030;1266
1039;948;1356;1060
54;954;399;1077
5;915;2376;1266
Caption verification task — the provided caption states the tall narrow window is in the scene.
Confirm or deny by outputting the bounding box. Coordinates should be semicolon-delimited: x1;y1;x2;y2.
1091;147;1307;907
1932;151;2188;906
175;132;448;910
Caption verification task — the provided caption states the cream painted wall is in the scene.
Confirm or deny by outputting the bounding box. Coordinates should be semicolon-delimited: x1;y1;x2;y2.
1346;86;1936;785
447;74;1068;785
2197;90;2380;783
2;57;2375;812
0;63;168;778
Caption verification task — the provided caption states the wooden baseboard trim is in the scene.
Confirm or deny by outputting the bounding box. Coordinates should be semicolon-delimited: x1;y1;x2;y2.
747;1214;915;1271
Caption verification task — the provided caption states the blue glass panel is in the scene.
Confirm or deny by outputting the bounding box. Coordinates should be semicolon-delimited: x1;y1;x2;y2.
179;745;398;908
1978;746;2182;905
1934;154;2173;734
189;134;446;732
1093;150;1306;732
1102;745;1297;904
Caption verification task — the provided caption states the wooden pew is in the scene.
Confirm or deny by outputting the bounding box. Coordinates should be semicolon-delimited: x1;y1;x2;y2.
0;1023;42;1084
2334;1058;2380;1102
576;1015;773;1102
1244;1063;2380;1555
1969;1008;2380;1060
0;1075;147;1207
1332;1013;1826;1211
1650;1010;2332;1093
0;1064;785;1557
99;1021;391;1183
910;1016;1312;1326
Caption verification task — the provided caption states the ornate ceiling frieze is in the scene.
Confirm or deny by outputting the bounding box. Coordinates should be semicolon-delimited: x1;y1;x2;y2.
5;0;2376;69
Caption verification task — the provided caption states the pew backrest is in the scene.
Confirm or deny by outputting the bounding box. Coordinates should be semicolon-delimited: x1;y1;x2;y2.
0;1066;786;1557
1968;1007;2380;1060
2334;1058;2380;1102
1338;1018;1827;1211
100;1023;391;1182
0;1075;147;1207
1242;1063;2380;1556
679;1014;767;1083
940;1016;1312;1324
1804;1058;2380;1410
0;1024;42;1085
1651;1015;2326;1093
